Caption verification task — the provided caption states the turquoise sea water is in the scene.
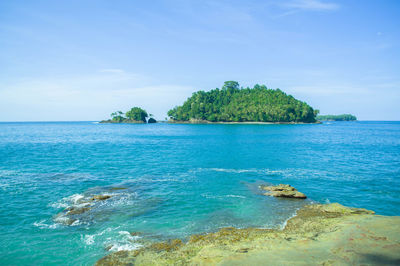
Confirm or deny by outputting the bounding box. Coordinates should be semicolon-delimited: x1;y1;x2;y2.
0;121;399;265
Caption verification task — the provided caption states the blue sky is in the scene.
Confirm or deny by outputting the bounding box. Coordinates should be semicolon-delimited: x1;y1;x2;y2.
0;0;399;121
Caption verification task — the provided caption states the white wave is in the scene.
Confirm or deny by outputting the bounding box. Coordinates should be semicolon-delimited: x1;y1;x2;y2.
70;219;83;226
201;193;246;199
108;242;142;252
50;193;86;209
105;231;142;251
118;231;134;238
50;201;69;209
279;209;300;230
84;234;95;245
208;168;257;173
70;194;85;204
33;220;59;229
225;194;246;198
84;229;108;245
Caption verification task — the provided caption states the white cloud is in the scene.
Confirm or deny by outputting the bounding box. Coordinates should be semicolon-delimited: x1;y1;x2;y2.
281;0;339;11
99;68;126;74
0;71;194;121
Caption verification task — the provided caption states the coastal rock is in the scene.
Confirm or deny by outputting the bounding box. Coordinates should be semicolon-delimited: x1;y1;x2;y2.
96;203;400;266
54;193;113;226
66;206;91;215
148;118;156;123
259;184;307;199
109;187;127;191
91;195;112;201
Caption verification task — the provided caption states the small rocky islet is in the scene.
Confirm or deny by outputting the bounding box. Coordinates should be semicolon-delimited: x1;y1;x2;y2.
259;184;307;199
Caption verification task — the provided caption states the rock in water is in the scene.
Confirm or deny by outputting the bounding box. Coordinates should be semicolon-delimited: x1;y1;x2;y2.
148;118;156;123
91;195;112;201
259;184;307;199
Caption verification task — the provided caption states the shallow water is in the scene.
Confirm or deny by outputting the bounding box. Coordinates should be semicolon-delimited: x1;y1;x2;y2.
0;121;399;265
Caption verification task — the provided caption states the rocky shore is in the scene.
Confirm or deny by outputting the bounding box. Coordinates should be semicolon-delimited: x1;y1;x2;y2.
96;203;400;265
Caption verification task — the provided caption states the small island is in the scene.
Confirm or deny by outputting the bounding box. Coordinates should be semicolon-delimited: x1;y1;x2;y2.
100;107;156;124
316;114;357;121
167;81;319;123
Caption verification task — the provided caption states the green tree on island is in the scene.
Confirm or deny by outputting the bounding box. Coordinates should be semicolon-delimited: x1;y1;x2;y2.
167;81;317;123
125;107;148;123
316;114;357;121
110;111;125;123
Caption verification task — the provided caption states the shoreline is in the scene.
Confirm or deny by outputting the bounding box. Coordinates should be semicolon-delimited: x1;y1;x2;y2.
99;120;146;124
98;120;322;125
96;203;400;265
167;120;322;125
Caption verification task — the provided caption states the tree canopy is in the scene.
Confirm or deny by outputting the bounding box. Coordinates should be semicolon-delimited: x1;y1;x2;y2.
105;107;149;123
167;81;318;123
125;107;148;123
316;114;357;121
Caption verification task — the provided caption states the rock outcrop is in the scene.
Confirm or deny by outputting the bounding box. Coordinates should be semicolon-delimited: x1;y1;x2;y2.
259;184;307;199
96;203;400;266
53;194;113;226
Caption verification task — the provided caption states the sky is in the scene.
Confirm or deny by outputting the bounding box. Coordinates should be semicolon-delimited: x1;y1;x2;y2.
0;0;399;121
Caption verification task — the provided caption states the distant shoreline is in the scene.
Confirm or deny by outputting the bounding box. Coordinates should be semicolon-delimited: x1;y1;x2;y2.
99;120;145;124
167;120;322;125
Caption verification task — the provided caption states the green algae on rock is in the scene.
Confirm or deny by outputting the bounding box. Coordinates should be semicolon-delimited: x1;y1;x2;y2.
91;195;112;201
260;184;307;199
96;203;400;266
53;193;113;226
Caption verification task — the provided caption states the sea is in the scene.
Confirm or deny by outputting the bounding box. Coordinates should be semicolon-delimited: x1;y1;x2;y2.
0;121;399;265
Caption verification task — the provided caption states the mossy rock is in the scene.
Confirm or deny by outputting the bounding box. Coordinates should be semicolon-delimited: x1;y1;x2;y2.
260;184;307;199
91;195;112;201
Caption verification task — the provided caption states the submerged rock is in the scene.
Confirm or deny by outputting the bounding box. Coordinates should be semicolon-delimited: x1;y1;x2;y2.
53;193;113;226
96;203;400;266
109;187;127;191
66;206;91;215
91;195;112;201
260;184;307;199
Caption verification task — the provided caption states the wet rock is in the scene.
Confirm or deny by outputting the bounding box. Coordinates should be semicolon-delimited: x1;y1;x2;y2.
260;184;307;199
236;248;250;253
66;206;91;215
109;187;127;191
91;195;112;201
96;203;394;266
148;118;157;123
149;239;183;252
54;194;112;226
53;213;77;226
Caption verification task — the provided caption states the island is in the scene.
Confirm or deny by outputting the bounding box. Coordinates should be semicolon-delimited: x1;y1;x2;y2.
167;81;319;123
100;107;156;124
317;114;357;121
